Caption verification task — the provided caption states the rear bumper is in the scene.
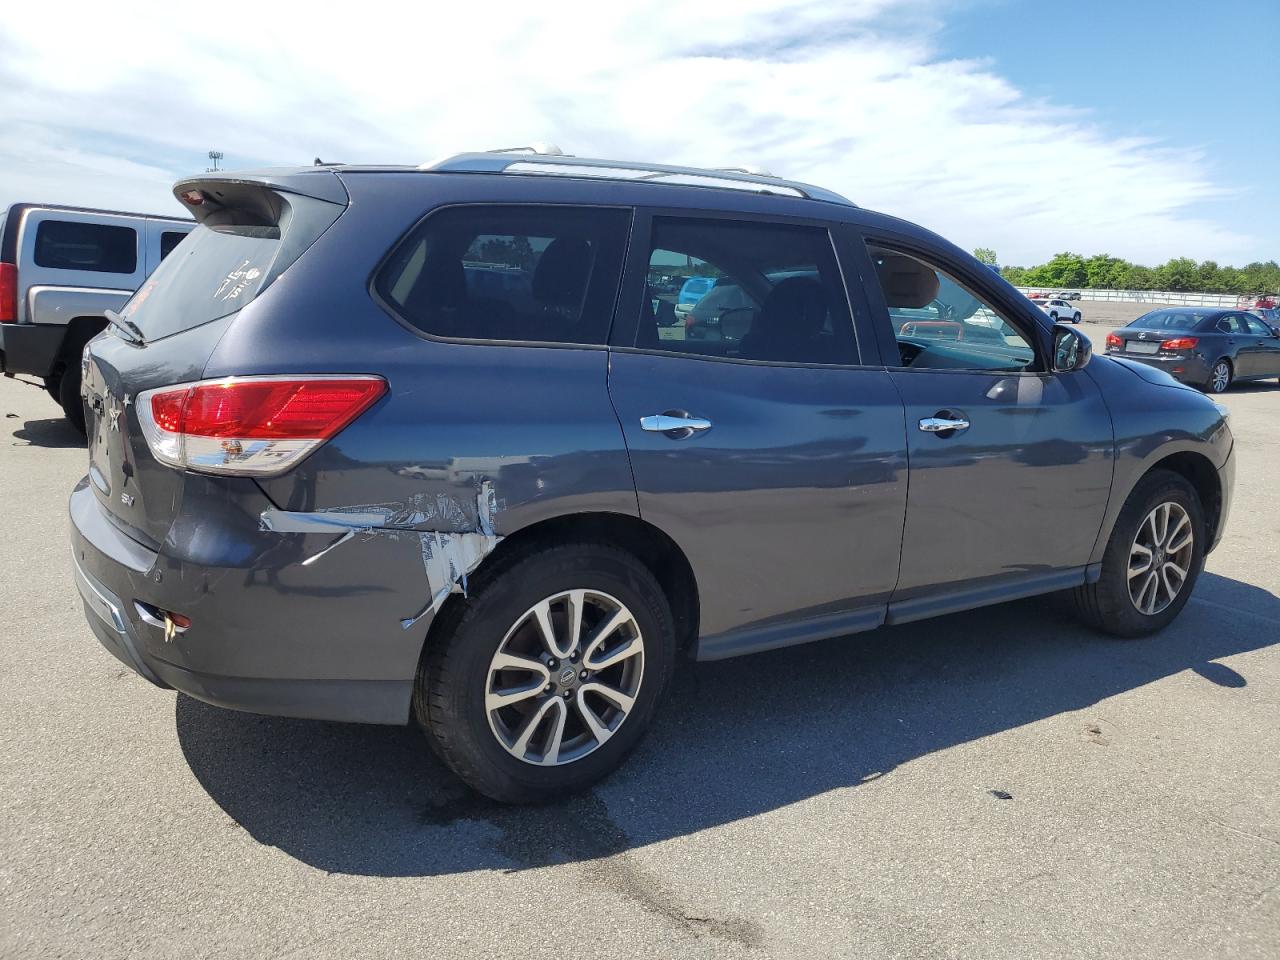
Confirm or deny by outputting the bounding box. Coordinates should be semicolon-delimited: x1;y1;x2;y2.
0;323;66;378
68;478;419;724
1104;349;1210;385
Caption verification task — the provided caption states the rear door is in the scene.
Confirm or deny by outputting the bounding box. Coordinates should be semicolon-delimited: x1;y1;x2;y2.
608;210;908;656
1215;313;1250;375
83;179;346;546
852;234;1114;619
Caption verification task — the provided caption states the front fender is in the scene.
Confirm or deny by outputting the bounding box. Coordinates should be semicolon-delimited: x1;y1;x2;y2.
1085;356;1232;564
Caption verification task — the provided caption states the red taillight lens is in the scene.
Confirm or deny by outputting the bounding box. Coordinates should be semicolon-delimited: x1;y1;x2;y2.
176;378;386;439
1160;337;1198;351
1106;333;1122;348
150;389;186;433
0;263;17;323
138;376;386;475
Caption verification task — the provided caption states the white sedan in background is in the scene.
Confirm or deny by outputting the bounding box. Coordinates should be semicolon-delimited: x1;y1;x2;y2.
1030;297;1083;323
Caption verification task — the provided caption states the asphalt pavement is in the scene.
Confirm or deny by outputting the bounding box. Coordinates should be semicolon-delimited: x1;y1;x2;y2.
1;362;1277;960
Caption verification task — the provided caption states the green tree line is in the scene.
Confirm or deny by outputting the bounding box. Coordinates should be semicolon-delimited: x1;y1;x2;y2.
983;251;1280;295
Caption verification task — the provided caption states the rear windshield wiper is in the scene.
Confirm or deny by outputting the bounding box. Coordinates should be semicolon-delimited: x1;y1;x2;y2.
104;309;146;346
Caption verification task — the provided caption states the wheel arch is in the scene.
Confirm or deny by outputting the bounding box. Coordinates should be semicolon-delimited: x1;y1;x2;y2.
1100;451;1223;560
424;510;701;656
49;315;108;379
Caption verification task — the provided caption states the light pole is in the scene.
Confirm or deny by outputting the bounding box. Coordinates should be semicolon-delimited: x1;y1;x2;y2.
206;150;224;173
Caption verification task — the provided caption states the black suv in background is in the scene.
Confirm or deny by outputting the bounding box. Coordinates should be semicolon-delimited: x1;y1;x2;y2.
71;149;1233;802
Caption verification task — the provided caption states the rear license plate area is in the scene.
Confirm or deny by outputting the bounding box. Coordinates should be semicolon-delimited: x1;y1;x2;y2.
1126;341;1160;355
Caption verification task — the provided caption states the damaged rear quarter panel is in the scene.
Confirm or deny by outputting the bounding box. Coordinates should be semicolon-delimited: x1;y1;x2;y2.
200;175;640;643
195;172;640;665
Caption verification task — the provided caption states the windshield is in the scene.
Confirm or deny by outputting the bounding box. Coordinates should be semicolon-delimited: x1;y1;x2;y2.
1128;310;1209;332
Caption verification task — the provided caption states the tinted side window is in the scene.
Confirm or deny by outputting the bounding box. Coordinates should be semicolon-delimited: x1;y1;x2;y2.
866;245;1037;372
376;205;630;345
1244;316;1271;336
638;217;857;365
34;220;137;274
1217;314;1246;335
159;231;187;260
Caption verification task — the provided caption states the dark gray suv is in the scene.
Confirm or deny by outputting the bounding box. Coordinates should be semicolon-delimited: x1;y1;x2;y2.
70;150;1235;802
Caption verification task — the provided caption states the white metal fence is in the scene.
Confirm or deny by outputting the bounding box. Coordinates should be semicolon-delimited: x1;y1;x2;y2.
1014;287;1250;308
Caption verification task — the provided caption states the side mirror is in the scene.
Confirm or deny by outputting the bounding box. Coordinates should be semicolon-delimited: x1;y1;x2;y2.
1052;324;1092;372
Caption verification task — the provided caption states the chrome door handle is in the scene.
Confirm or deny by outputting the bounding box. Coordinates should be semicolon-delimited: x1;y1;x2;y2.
919;416;970;433
641;413;712;438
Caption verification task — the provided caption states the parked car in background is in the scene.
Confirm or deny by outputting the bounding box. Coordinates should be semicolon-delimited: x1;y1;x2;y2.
1245;305;1280;330
0;203;193;430
1104;307;1280;393
674;275;717;319
1059;291;1082;300
1030;297;1083;323
71;150;1233;803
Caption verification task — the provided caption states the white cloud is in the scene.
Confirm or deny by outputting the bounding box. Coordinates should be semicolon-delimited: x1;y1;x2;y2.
0;0;1261;264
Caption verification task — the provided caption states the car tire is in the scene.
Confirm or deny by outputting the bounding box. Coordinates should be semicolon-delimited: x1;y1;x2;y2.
58;364;87;434
1049;312;1058;321
1072;313;1082;323
43;374;62;403
1204;358;1232;394
1068;469;1204;638
414;541;677;803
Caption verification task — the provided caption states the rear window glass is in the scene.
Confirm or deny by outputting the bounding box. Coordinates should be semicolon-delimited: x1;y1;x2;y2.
159;230;188;260
1129;310;1208;331
112;188;343;342
119;224;280;340
375;205;631;345
34;220;137;274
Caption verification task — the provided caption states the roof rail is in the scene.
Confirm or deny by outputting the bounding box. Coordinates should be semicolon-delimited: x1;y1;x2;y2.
486;142;565;156
418;151;853;205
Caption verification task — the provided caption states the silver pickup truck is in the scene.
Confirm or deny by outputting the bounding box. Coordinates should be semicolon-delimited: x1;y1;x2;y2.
0;203;193;431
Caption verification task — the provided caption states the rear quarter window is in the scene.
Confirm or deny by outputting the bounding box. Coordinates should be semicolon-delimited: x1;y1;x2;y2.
374;205;631;346
34;220;138;274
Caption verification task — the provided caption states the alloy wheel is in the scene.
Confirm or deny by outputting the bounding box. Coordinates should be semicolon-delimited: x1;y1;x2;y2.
1128;501;1194;615
484;590;645;766
1210;362;1230;393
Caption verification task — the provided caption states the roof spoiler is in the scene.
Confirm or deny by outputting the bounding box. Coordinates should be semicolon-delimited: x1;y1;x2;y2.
173;169;349;224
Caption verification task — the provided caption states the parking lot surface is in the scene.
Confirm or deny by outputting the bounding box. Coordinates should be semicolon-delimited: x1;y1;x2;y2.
1;368;1277;960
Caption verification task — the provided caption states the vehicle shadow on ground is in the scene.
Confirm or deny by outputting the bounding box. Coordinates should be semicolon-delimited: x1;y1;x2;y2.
176;571;1279;878
10;416;84;448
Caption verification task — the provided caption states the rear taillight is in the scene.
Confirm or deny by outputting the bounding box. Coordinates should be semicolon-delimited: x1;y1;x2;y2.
1160;337;1198;351
0;263;17;323
1105;333;1122;349
136;375;386;476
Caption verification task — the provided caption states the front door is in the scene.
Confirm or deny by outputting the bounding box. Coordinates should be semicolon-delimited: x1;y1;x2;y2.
1241;314;1280;377
855;239;1114;619
608;212;909;656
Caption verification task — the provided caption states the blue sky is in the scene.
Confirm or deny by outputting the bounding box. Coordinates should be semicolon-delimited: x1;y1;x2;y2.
942;0;1280;265
0;0;1275;267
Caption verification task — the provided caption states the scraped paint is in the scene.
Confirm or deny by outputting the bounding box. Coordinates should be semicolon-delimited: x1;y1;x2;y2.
258;480;503;628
